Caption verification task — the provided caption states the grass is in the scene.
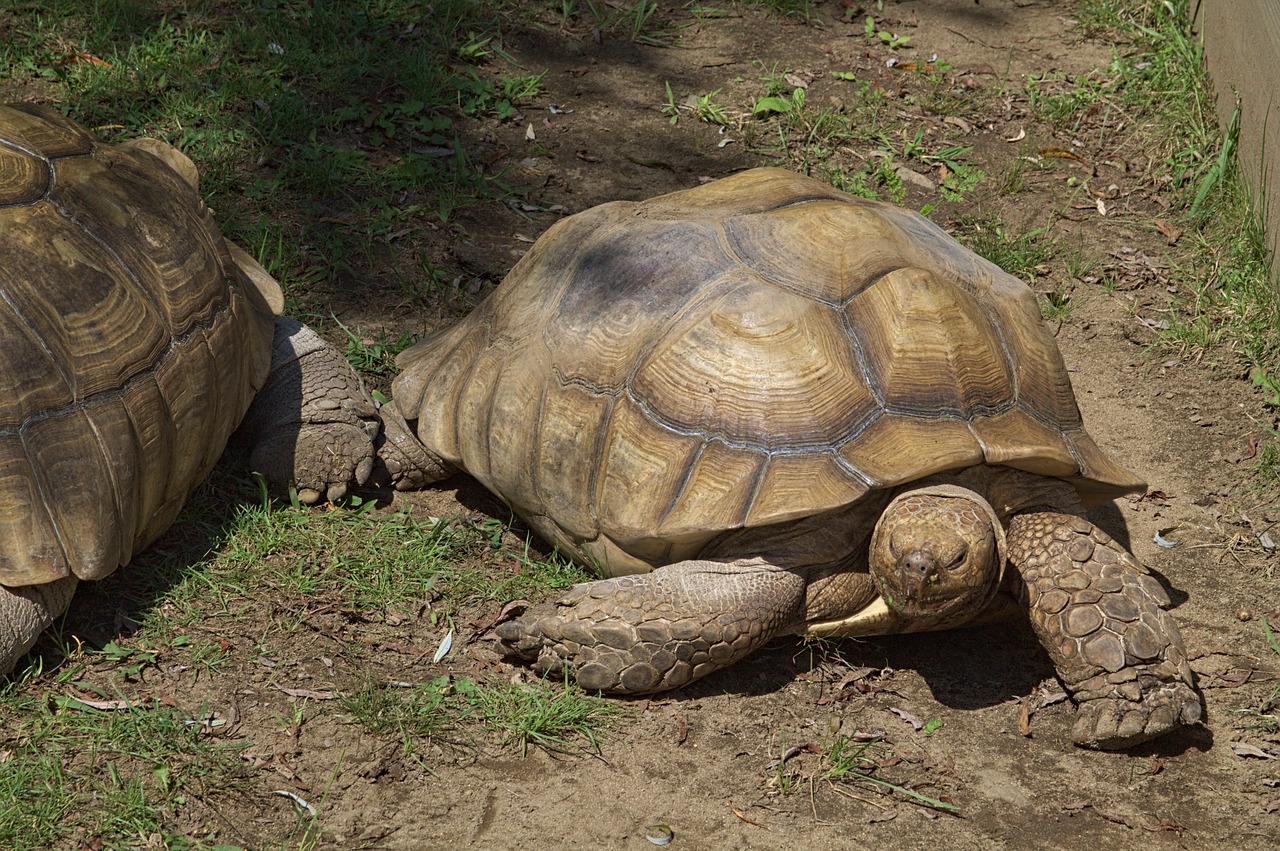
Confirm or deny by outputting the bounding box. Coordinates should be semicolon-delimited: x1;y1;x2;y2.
168;480;592;638
0;665;254;850
2;0;531;308
822;731;958;812
0;470;592;847
1047;2;1279;376
339;674;620;759
762;727;959;813
955;217;1055;278
1228;618;1280;736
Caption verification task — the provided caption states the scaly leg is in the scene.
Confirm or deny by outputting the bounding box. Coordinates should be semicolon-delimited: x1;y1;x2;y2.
0;575;78;674
240;318;380;503
1007;512;1201;749
497;558;806;693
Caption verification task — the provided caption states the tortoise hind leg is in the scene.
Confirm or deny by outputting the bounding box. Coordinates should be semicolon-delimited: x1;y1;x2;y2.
0;575;78;674
496;558;806;693
1006;512;1202;749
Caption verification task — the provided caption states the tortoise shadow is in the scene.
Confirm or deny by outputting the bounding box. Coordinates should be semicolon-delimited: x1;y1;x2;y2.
658;622;1208;756
669;620;1051;711
20;464;254;670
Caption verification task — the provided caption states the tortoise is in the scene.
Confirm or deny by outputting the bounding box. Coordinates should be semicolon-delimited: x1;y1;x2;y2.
0;103;378;673
381;167;1202;749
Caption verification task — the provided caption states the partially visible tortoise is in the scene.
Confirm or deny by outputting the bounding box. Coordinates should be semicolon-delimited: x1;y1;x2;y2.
0;103;378;673
381;167;1202;749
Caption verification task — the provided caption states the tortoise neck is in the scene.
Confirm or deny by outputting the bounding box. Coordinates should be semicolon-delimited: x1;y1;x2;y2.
901;465;1083;524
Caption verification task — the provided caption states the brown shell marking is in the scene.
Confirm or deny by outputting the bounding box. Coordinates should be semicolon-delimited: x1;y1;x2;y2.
393;168;1143;571
0;104;275;585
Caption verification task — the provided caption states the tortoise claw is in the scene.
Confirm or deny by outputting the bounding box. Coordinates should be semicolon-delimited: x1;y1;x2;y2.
1071;682;1202;749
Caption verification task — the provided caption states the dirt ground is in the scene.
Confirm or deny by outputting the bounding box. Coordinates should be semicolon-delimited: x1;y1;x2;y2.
28;1;1280;848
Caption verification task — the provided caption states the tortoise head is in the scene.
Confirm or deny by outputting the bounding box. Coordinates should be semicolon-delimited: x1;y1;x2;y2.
868;484;1007;627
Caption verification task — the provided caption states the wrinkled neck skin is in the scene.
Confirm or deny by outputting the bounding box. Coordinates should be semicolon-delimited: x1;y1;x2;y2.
911;465;1087;522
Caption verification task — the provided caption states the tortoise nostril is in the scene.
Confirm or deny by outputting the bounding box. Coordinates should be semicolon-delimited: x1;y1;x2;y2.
904;550;936;582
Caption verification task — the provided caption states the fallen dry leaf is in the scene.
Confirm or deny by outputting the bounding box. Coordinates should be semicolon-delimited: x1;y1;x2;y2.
66;695;137;711
1230;742;1275;759
888;706;924;730
277;687;336;700
1153;218;1182;244
1214;668;1254;687
1018;695;1034;737
1137;757;1167;776
59;51;111;68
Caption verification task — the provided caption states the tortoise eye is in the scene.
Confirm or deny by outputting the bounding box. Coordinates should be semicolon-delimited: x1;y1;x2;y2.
945;547;968;572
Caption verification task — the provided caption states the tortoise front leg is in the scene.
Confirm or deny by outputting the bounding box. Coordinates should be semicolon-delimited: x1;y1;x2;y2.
241;318;380;504
1006;512;1202;749
496;558;806;693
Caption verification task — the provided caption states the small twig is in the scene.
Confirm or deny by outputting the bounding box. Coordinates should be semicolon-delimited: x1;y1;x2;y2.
828;782;889;809
728;802;766;828
944;26;1001;49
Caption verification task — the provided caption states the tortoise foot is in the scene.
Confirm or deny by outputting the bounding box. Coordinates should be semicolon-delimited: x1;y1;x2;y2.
496;560;805;693
243;319;380;503
496;602;691;694
1007;511;1202;749
372;400;452;491
1071;679;1202;749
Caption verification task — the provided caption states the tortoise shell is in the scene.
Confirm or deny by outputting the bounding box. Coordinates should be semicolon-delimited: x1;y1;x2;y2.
392;168;1141;574
0;104;278;586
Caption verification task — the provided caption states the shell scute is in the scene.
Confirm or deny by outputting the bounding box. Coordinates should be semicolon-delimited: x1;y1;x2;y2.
845;266;1013;418
633;276;877;451
52;150;229;338
720;200;921;305
0;201;169;404
20;407;122;580
547;214;734;393
0;142;50;206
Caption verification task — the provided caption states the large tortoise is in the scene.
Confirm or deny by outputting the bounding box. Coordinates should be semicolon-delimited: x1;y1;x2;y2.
383;167;1202;749
0;104;378;673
